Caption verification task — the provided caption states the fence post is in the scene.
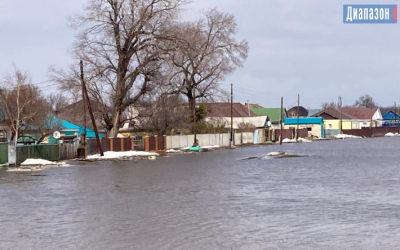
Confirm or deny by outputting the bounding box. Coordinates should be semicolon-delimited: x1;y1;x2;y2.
110;138;114;151
131;137;134;151
145;136;150;152
155;136;158;151
121;138;124;152
163;135;167;151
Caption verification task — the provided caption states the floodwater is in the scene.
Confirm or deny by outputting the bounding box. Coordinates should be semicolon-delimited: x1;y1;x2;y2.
1;137;400;250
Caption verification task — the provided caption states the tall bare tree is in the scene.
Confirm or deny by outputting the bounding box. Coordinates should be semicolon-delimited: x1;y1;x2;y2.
51;0;185;137
354;95;377;108
163;8;249;107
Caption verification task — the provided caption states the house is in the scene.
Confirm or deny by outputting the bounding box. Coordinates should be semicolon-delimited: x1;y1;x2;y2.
203;103;268;129
312;108;360;130
381;109;400;127
287;106;309;118
58;99;110;131
283;117;324;138
341;107;382;128
250;108;287;129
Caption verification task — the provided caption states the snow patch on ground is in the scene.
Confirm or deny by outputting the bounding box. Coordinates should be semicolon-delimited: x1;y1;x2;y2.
334;134;362;139
279;138;312;143
21;159;68;166
166;149;183;153
385;133;400;137
87;151;158;160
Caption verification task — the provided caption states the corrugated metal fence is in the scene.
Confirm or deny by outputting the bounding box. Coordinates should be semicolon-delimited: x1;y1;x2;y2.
16;144;59;165
0;143;8;165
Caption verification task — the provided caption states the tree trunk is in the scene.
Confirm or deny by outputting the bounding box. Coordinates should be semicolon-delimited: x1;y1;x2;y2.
108;110;121;138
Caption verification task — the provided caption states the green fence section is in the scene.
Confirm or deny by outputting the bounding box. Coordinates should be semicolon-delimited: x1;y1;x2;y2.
0;143;8;166
16;144;60;165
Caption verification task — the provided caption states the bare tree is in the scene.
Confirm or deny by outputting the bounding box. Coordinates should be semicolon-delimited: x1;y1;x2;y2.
163;8;249;108
51;0;185;137
48;93;71;115
0;67;55;145
354;95;377;108
321;101;338;109
133;94;189;135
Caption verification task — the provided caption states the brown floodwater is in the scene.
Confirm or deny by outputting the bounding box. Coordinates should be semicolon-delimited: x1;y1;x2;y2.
1;137;400;249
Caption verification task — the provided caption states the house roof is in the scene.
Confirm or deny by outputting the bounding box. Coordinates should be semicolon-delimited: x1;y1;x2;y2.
202;103;257;118
284;117;323;125
382;110;400;121
312;108;355;120
287;106;309;117
250;108;286;122
341;107;378;120
244;103;264;109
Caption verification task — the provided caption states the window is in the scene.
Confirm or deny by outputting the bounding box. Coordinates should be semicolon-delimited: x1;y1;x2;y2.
328;124;332;129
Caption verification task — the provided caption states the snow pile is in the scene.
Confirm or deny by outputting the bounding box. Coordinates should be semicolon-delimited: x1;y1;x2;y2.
87;151;158;160
21;159;68;166
334;134;362;139
166;149;182;153
202;145;221;149
385;133;400;137
279;138;312;143
298;138;312;142
266;151;286;156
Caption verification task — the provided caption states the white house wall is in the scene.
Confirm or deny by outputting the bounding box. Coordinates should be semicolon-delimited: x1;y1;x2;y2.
205;116;268;129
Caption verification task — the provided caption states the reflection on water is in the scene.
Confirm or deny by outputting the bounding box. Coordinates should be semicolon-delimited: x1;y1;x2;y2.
1;137;400;249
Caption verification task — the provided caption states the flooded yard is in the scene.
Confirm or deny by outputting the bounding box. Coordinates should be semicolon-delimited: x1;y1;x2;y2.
1;137;400;249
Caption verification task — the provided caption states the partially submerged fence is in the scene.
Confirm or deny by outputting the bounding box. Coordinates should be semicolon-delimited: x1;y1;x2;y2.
167;133;230;149
342;127;400;138
59;142;79;160
16;144;59;165
273;128;308;141
0;143;7;165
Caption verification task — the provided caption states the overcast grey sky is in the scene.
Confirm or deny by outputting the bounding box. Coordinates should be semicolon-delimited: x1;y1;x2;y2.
1;0;399;108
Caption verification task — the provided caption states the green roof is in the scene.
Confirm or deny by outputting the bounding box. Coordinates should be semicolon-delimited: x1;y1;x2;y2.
250;108;287;122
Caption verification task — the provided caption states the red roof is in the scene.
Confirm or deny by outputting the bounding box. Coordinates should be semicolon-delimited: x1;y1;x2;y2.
341;107;378;119
202;103;258;118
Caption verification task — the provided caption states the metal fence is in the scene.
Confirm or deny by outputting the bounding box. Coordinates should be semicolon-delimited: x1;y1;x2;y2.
16;144;59;165
0;143;8;165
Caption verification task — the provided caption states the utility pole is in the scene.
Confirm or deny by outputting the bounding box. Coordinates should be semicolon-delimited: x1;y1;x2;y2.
80;60;87;157
230;83;234;147
247;99;250;117
339;96;342;133
395;101;397;126
80;60;104;157
296;94;300;140
193;86;197;145
280;97;283;145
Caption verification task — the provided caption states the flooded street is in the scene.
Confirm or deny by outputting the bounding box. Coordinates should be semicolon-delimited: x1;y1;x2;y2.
1;137;400;249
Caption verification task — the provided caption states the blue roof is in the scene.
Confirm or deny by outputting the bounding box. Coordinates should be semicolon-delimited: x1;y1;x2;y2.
62;120;80;130
61;119;104;138
383;110;400;121
78;126;105;138
284;117;323;125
